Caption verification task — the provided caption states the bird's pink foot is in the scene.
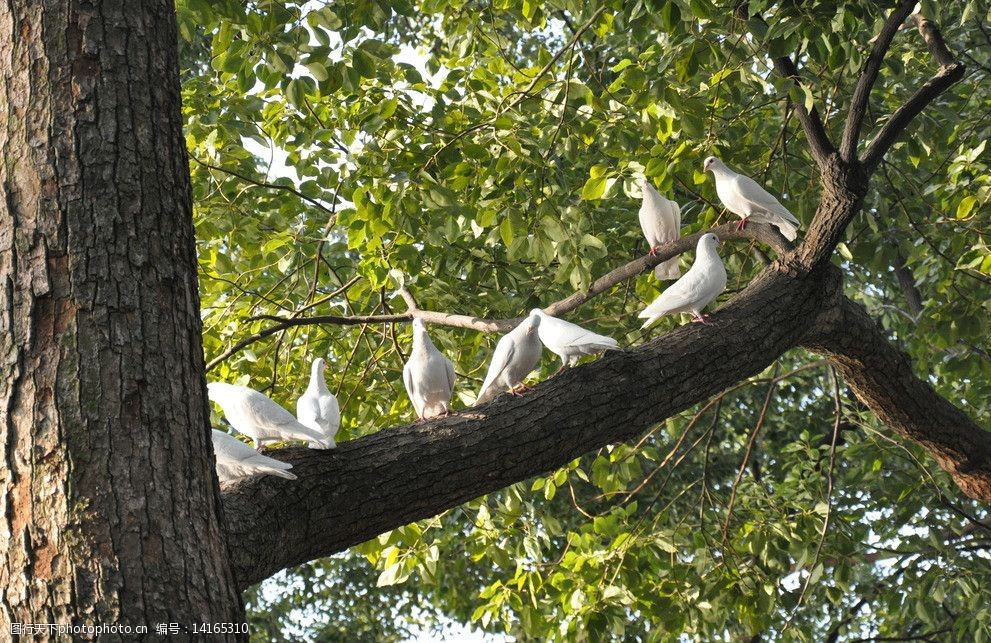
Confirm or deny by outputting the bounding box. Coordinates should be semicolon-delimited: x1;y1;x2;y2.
691;312;711;324
648;246;659;257
736;218;748;231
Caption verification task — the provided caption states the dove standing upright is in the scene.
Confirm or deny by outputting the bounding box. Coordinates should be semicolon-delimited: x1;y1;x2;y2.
639;232;727;327
296;358;341;448
531;308;619;372
703;156;801;241
212;429;297;483
403;318;456;420
639;180;682;280
207;382;334;450
475;312;543;404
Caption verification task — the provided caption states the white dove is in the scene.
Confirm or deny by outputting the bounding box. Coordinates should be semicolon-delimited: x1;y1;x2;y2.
703;156;800;241
639;232;727;327
296;358;341;449
531;308;619;372
475;312;543;404
211;429;297;483
207;382;334;450
639;180;682;280
403;318;456;420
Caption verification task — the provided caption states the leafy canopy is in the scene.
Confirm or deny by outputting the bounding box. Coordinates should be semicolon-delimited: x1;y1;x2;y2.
178;0;990;639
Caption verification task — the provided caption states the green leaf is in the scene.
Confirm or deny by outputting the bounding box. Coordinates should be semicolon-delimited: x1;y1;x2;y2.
957;195;978;219
581;176;607;200
353;49;376;78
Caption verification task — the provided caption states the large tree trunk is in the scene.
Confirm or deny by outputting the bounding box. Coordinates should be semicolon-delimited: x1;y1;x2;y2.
0;0;243;633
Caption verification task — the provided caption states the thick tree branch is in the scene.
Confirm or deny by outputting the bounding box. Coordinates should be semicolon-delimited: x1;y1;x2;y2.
206;222;791;369
734;2;836;166
860;62;965;172
223;261;839;588
841;0;917;160
861;16;965;172
222;255;991;588
770;56;837;167
803;298;991;501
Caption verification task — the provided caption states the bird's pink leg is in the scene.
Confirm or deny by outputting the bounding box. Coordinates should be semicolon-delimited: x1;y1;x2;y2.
736;217;748;231
691;311;712;324
648;246;659;257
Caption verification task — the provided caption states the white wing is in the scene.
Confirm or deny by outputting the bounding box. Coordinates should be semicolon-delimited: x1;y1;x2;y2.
477;335;516;403
403;359;425;417
444;357;456;397
539;315;618;353
239;391;326;442
211;383;329;446
639;184;682;279
732;174;800;239
639;260;726;321
212;430;296;481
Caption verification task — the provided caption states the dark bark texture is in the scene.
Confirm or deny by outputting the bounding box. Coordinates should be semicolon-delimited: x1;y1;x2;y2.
0;0;242;632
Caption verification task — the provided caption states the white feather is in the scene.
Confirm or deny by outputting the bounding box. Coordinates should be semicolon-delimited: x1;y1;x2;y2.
639;181;682;280
531;309;619;368
476;314;543;404
704;157;800;241
211;429;296;483
207;382;333;449
638;233;727;328
403;318;456;419
296;358;341;448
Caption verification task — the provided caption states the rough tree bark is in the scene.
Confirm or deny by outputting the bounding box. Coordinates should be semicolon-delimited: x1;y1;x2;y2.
0;0;242;633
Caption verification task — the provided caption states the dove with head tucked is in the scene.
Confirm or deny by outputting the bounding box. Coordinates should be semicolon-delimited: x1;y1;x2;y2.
403;318;456;420
296;358;341;448
703;156;800;241
638;232;727;327
212;429;297;483
475;313;543;404
639;180;682;280
530;308;619;373
207;382;334;450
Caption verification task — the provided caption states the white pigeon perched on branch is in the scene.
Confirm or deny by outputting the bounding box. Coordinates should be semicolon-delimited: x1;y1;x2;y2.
211;429;297;483
639;232;727;328
296;358;341;448
639;180;682;280
530;308;619;372
703;156;801;241
403;318;456;420
207;382;334;450
476;312;543;404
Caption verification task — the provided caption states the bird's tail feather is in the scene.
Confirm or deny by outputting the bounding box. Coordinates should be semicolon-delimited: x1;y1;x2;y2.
775;220;798;241
654;259;680;281
308;437;336;449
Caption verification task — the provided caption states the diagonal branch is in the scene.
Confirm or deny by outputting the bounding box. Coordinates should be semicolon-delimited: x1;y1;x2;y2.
861;16;966;173
222;260;991;589
771;56;837;167
840;0;918;160
190;155;337;217
222;260;839;588
802;297;991;502
206;221;792;369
